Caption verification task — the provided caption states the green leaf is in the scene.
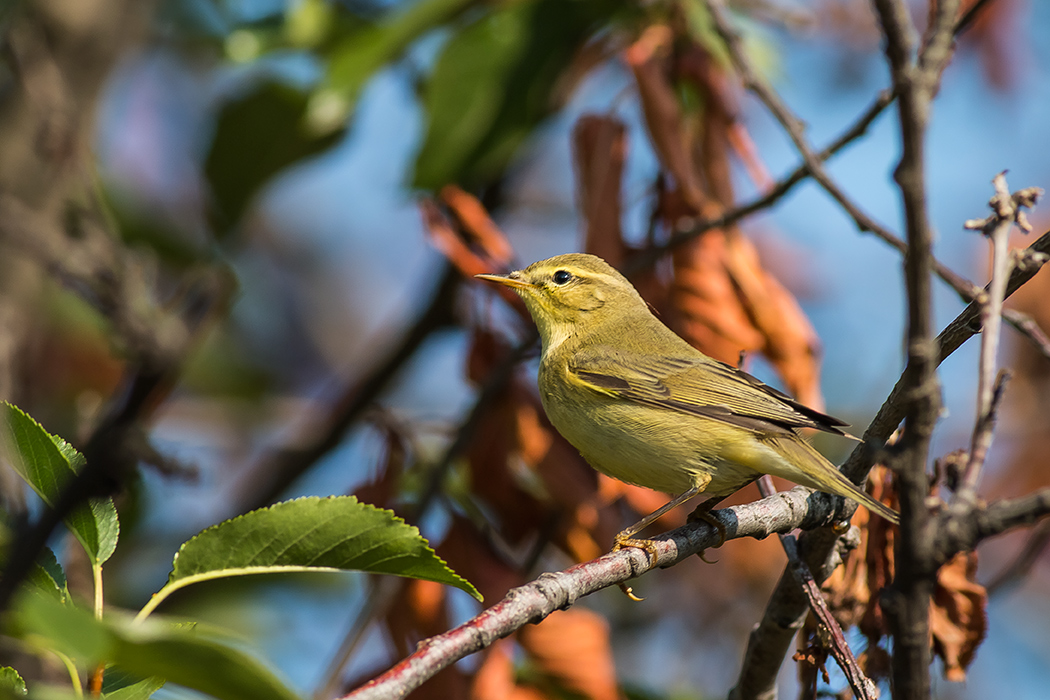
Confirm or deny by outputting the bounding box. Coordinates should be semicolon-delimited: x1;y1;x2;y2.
142;495;479;616
25;547;69;603
1;403;119;566
100;668;165;700
13;594;299;700
203;81;345;233
315;0;479;129
413;0;614;189
0;668;26;696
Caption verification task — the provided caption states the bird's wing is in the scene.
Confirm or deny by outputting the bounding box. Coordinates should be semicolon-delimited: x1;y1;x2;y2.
568;345;853;437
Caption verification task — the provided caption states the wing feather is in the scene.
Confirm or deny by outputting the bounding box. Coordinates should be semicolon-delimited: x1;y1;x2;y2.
569;345;853;437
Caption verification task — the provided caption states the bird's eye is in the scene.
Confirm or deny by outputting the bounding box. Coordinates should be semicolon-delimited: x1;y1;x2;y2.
552;270;572;285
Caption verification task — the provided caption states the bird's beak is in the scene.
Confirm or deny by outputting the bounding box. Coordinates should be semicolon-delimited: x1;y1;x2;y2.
475;271;533;291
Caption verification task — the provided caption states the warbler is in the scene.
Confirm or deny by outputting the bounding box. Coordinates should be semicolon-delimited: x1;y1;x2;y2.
477;253;898;554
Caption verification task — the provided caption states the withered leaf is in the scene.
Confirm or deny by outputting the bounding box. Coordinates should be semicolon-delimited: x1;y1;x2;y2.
931;551;987;682
517;608;621;700
573;114;628;266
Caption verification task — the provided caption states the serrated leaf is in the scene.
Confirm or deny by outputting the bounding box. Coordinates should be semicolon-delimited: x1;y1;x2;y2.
0;668;26;696
143;496;479;616
413;0;614;189
1;403;119;566
14;594;298;700
25;547;68;603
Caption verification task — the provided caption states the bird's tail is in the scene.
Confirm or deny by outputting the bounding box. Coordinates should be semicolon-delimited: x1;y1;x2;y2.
769;436;900;525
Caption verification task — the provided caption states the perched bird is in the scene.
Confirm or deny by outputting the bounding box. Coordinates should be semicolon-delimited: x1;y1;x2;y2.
477;253;898;555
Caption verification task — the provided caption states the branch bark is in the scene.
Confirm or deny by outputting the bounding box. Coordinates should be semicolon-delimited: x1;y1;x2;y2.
731;227;1050;698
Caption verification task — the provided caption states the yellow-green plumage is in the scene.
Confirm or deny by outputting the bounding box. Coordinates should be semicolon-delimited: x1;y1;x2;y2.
477;253;899;529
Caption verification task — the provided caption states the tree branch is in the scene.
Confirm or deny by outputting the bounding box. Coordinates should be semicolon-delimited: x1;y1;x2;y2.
731;227;1049;699
755;477;877;700
958;174;1043;497
345;486;847;700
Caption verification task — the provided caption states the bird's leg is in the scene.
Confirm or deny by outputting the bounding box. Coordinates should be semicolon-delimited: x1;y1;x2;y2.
613;484;703;601
613;484;703;557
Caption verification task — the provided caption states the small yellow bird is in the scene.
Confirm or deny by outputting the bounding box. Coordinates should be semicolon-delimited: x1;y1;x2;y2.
477;253;898;554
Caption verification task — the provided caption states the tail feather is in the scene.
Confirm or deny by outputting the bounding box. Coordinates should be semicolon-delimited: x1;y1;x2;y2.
767;435;900;525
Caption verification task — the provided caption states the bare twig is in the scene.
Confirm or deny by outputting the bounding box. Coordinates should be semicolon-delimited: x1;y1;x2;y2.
696;0;1050;363
936;488;1050;564
867;1;960;697
959;370;1010;496
959;174;1043;497
985;519;1050;595
730;228;1050;699
755;477;878;700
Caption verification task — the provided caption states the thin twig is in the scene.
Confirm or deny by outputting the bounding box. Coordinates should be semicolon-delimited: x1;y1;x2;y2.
985;519;1050;595
936;488;1050;565
959;174;1043;497
730;228;1050;700
866;1;958;697
694;0;1050;360
314;578;407;700
756;477;878;700
960;369;1010;496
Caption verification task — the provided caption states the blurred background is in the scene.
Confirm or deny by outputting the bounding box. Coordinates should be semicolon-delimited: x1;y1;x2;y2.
1;0;1049;698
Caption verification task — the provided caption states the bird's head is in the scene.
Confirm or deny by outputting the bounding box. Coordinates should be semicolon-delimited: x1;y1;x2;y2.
476;253;643;350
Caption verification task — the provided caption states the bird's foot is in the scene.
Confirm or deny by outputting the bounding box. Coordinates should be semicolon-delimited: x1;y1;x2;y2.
612;533;661;602
687;503;727;562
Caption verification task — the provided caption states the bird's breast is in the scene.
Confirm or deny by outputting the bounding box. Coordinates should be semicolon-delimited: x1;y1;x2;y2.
537;356;758;496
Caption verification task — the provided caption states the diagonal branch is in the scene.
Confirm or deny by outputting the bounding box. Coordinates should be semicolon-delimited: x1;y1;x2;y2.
731;228;1049;699
755;477;877;700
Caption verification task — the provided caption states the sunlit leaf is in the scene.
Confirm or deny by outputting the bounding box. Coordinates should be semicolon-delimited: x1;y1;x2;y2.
320;0;479;122
1;403;119;567
100;667;166;700
13;594;298;700
413;0;615;189
144;496;480;616
25;547;68;604
0;667;26;696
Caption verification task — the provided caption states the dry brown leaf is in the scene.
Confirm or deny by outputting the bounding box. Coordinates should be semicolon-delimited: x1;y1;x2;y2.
573;115;628;266
931;551;988;682
625;25;709;214
384;578;452;660
817;463;897;680
439;185;514;266
793;640;831;693
517;608;622;700
422;198;526;317
722;232;825;410
465;380;550;545
421;199;490;278
472;641;548;700
671;230;765;364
